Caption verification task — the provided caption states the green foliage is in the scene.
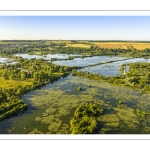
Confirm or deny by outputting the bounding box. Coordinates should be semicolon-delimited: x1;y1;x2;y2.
2;71;8;79
139;89;143;94
70;103;103;134
77;86;82;91
70;116;97;134
118;100;123;105
0;97;28;121
21;72;26;80
9;74;14;80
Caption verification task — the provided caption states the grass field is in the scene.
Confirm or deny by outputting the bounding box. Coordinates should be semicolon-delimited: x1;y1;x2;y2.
94;42;150;50
0;77;33;89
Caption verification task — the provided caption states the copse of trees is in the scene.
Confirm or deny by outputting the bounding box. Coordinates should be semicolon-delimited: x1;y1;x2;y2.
126;62;150;90
0;94;27;121
70;103;103;134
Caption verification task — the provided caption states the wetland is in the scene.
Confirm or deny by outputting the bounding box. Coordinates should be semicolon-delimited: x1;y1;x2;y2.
1;40;150;134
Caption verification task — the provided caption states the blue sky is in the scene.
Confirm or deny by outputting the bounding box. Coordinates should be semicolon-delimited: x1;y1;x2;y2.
0;16;150;40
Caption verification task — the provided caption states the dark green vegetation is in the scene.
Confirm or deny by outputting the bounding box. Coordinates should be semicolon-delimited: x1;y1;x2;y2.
77;86;82;91
70;103;103;134
0;96;27;121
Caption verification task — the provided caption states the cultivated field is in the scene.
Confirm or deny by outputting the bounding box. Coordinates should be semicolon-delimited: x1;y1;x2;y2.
94;42;150;50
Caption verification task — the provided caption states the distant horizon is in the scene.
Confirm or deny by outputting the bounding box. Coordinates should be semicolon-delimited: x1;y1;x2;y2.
1;16;150;41
1;39;150;42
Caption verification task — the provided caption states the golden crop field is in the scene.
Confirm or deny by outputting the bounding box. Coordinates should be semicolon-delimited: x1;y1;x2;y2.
94;42;150;50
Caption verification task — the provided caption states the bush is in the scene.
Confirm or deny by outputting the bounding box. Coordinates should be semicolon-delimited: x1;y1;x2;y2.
77;87;82;91
118;100;123;105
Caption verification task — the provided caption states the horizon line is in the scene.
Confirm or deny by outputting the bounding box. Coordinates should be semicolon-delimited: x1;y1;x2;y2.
1;40;150;42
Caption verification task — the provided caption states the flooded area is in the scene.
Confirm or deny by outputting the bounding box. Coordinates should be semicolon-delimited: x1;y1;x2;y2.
79;58;150;76
14;54;81;60
53;56;127;67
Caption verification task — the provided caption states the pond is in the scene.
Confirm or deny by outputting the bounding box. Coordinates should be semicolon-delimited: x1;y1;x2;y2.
14;54;129;67
1;74;150;134
0;57;18;65
14;54;82;60
53;56;127;67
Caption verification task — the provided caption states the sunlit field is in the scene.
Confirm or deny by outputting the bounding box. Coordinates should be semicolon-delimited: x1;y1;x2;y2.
94;42;150;50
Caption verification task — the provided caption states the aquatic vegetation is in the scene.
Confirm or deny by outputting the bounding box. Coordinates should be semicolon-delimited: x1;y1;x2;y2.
46;108;57;115
55;123;70;134
48;118;62;133
30;128;43;134
136;109;150;117
57;107;70;116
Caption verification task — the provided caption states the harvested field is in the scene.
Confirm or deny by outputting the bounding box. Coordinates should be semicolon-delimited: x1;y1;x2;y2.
94;42;150;50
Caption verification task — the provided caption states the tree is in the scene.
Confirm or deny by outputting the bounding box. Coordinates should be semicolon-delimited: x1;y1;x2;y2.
21;72;26;80
77;87;82;91
146;72;150;81
33;72;39;81
9;74;14;80
2;71;8;79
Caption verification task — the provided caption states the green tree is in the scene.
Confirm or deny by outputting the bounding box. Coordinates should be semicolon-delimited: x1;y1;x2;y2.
21;72;26;80
33;72;39;81
146;72;150;81
2;71;8;79
9;74;14;80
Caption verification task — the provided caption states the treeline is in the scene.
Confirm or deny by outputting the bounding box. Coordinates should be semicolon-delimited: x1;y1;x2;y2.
1;41;150;59
72;69;106;81
50;55;91;61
